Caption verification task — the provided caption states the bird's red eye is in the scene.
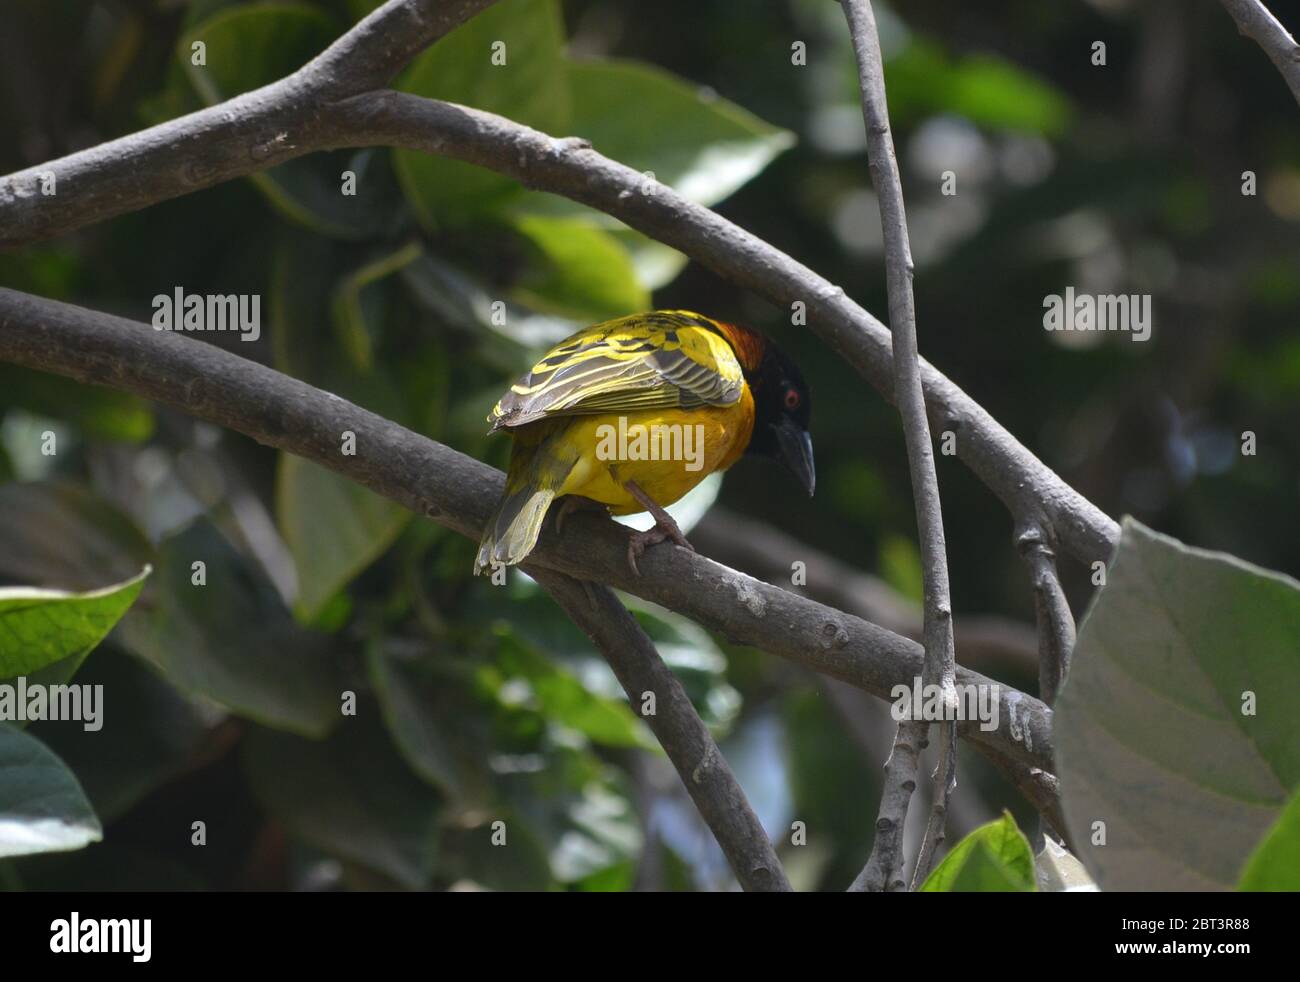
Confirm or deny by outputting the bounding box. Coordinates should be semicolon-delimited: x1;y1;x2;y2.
784;388;801;410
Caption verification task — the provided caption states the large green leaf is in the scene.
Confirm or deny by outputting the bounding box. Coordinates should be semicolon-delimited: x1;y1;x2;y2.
509;214;649;320
243;718;442;889
920;812;1036;892
366;637;474;798
1056;518;1300;890
1238;786;1300;891
393;0;570;228
119;521;341;737
0;482;154;592
276;454;412;623
507;59;795;292
0;567;149;678
562;59;794;211
181;5;395;237
0;725;101;858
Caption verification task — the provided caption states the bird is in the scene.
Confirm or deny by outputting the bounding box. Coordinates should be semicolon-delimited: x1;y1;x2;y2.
473;309;815;576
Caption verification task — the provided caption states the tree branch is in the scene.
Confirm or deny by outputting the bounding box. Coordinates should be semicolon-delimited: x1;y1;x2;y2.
0;286;1054;778
307;0;500;94
1219;0;1300;107
0;85;1118;572
842;0;958;892
1015;522;1076;707
530;569;791;891
693;509;1039;679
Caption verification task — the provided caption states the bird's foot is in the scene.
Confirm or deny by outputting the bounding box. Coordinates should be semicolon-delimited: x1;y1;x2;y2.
626;512;694;576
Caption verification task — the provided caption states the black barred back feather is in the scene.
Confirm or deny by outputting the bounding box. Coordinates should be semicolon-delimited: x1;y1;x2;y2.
489;311;746;430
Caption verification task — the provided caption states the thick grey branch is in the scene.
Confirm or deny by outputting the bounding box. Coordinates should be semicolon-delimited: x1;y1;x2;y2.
1219;0;1300;107
531;569;791;891
693;508;1039;678
0;286;1054;777
0;0;495;247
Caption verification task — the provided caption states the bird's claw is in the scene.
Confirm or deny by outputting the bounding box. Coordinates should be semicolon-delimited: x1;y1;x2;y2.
625;517;694;576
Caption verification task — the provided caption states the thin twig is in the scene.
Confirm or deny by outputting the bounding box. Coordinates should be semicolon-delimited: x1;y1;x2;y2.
841;0;958;892
530;569;791;891
1015;522;1077;707
849;719;928;891
1218;0;1300;107
0;287;1057;774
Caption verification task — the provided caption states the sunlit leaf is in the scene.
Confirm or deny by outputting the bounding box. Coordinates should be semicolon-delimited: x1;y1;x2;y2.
0;567;149;679
0;725;101;858
920;812;1036;892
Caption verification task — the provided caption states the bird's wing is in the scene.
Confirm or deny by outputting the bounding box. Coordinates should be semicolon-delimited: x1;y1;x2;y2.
489;311;745;429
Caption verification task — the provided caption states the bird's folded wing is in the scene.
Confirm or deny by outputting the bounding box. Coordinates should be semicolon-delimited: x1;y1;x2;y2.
489;316;744;429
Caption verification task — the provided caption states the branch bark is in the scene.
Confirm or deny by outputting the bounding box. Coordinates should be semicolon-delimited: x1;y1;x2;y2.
1015;522;1076;707
1219;0;1300;107
530;569;791;891
842;0;958;892
693;508;1039;679
0;286;1055;778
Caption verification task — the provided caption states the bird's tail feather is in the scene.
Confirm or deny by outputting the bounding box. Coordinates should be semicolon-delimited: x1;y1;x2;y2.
470;439;566;574
475;483;557;574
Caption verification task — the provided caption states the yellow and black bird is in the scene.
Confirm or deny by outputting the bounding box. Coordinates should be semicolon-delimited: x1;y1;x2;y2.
474;310;814;575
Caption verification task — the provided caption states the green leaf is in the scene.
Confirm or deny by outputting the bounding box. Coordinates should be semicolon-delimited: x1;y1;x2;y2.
276;454;412;623
366;638;470;797
29;649;208;823
0;725;101;858
563;59;794;210
118;521;341;737
243;718;442;889
181;5;395;237
393;0;569;228
509;214;649;320
1238;786;1300;890
331;241;423;373
885;40;1072;136
0;567;150;678
0;481;154;592
920;812;1036;892
1055;518;1300;890
505;59;793;292
482;631;649;750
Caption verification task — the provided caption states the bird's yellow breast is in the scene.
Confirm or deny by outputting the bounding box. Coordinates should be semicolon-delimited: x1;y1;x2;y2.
550;389;755;515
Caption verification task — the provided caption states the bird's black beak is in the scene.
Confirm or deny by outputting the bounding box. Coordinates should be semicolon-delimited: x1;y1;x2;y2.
774;417;816;497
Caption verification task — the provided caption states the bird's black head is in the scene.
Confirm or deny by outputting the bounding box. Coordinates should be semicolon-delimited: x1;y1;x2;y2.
744;342;815;496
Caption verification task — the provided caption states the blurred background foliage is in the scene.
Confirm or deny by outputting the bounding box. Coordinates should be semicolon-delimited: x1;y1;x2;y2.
0;0;1297;891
